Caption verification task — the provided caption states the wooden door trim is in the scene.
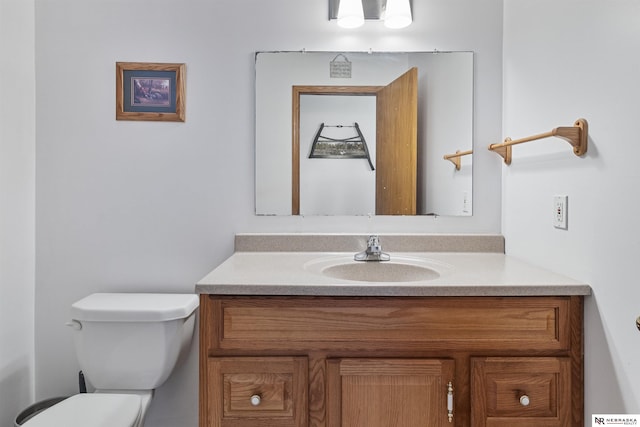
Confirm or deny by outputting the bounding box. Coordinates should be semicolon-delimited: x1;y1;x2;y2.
291;85;381;215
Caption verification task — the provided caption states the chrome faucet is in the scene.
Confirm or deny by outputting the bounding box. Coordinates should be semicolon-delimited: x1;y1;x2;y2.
354;235;390;262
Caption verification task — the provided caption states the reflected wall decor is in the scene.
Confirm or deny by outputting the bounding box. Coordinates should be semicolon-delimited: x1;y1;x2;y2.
115;62;186;122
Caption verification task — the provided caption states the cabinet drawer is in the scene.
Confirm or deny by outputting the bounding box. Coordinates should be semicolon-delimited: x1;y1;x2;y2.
204;296;571;353
471;357;571;426
206;357;308;427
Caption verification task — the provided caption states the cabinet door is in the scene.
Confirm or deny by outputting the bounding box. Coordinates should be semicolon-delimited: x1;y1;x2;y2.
327;358;455;427
206;356;308;427
471;357;571;427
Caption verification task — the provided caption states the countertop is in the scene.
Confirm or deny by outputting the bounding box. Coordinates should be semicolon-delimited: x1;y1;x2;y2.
196;250;592;297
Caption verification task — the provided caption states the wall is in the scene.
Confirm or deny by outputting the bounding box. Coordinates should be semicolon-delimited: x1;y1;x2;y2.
421;52;473;215
502;0;640;418
0;0;35;425
34;0;502;426
299;95;377;216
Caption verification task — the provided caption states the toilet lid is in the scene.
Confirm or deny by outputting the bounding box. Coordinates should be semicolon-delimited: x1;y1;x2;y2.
71;293;199;322
23;393;141;427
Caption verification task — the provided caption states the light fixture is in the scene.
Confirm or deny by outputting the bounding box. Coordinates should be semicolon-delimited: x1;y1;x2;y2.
383;0;412;28
337;0;365;28
330;0;413;29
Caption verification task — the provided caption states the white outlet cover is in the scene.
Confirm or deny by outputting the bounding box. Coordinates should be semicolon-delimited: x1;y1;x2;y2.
553;195;568;229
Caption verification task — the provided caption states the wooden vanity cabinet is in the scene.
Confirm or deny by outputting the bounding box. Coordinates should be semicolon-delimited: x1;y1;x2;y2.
199;295;584;427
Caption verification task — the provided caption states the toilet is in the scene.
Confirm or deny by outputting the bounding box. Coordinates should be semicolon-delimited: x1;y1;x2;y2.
23;293;199;427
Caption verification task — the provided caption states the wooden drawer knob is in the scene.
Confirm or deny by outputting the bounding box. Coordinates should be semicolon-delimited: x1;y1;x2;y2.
519;394;530;406
250;394;261;406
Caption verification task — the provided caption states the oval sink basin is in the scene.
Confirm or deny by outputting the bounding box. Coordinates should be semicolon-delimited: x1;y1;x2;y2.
305;256;449;283
323;262;440;282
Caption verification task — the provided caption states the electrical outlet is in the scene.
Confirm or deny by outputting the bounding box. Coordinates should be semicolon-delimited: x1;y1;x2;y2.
462;191;470;214
553;195;568;229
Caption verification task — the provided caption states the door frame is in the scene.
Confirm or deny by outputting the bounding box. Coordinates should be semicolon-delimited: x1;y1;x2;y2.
291;85;381;215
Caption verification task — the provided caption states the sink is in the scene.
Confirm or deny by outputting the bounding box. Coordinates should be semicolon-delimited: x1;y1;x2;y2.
305;255;449;283
323;262;440;282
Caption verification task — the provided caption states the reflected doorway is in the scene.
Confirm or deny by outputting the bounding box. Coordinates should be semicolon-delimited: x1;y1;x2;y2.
292;68;418;215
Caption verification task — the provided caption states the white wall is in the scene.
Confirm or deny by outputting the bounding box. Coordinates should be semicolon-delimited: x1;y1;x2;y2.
503;0;640;418
299;95;377;216
32;1;502;426
420;52;474;215
0;0;35;425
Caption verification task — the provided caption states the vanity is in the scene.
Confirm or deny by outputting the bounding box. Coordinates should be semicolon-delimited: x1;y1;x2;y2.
196;234;591;427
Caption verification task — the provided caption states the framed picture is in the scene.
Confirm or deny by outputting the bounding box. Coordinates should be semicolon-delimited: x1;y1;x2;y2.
116;62;186;122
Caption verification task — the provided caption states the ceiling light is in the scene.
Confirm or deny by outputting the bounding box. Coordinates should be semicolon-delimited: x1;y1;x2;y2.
337;0;365;28
384;0;412;28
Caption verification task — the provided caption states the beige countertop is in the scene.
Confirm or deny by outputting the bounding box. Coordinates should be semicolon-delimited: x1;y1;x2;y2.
196;250;591;297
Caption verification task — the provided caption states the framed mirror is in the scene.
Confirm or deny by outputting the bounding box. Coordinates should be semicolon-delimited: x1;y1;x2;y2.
255;51;473;216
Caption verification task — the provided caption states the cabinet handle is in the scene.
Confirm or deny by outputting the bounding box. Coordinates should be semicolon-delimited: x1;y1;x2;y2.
250;394;261;406
519;394;531;406
447;381;454;423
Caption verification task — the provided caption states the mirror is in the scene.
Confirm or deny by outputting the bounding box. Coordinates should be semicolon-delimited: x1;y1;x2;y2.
255;51;473;216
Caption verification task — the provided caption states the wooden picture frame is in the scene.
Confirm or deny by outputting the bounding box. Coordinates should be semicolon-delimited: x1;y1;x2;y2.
116;62;185;122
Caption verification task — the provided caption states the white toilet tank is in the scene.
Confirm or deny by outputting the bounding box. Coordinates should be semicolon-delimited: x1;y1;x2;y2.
69;293;199;391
